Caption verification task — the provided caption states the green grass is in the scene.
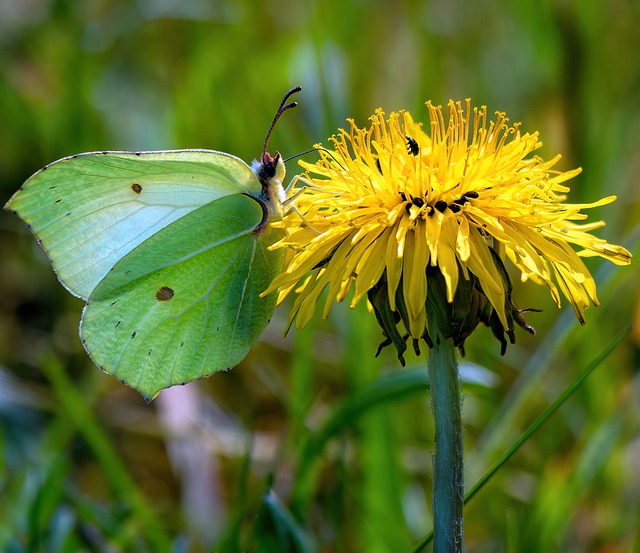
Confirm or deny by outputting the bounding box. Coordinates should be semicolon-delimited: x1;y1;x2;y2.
1;1;639;551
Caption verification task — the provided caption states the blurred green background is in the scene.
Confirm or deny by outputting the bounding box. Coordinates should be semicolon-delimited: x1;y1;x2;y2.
1;0;639;551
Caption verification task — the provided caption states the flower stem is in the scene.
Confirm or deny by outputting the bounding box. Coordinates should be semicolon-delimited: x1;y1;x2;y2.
427;333;464;552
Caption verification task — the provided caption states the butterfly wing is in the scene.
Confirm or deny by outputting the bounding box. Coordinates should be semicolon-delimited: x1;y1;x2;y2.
4;150;261;299
80;193;284;400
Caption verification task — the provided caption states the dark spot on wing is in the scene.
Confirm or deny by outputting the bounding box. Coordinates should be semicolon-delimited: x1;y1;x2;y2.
131;183;142;194
115;321;121;328
156;286;174;301
132;330;137;338
54;199;62;204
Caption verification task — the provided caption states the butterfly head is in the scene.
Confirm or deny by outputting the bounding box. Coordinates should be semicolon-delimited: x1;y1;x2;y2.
251;86;301;217
253;150;285;186
252;152;287;213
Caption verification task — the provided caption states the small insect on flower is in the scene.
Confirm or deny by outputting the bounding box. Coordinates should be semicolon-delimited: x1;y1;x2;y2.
264;99;631;364
406;135;419;156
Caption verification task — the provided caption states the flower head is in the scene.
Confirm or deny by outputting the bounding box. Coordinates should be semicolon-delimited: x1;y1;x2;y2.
265;100;631;362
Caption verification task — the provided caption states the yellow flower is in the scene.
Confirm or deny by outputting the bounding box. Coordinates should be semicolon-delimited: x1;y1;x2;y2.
265;99;631;362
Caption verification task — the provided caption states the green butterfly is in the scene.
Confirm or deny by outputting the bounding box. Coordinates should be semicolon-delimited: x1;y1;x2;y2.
5;87;301;400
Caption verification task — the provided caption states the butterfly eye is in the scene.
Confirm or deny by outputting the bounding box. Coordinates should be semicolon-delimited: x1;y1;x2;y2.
258;152;280;180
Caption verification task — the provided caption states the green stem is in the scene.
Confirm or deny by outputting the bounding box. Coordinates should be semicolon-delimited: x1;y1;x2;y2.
427;334;464;553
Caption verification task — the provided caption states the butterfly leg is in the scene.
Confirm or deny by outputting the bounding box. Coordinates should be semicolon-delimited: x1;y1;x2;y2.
283;175;322;234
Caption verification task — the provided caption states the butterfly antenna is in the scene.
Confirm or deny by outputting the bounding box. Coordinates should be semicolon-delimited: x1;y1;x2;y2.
284;146;346;170
262;86;302;158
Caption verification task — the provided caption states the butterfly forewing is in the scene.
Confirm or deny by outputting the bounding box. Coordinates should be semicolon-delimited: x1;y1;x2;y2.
5;150;262;299
80;193;284;400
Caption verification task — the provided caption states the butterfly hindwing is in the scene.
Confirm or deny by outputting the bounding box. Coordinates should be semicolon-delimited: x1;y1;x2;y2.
5;150;262;299
80;193;284;400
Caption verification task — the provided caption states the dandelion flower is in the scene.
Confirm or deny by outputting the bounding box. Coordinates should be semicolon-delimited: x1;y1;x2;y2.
265;99;631;362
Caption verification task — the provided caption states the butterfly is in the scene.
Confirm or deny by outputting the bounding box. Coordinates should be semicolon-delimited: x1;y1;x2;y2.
4;86;302;400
